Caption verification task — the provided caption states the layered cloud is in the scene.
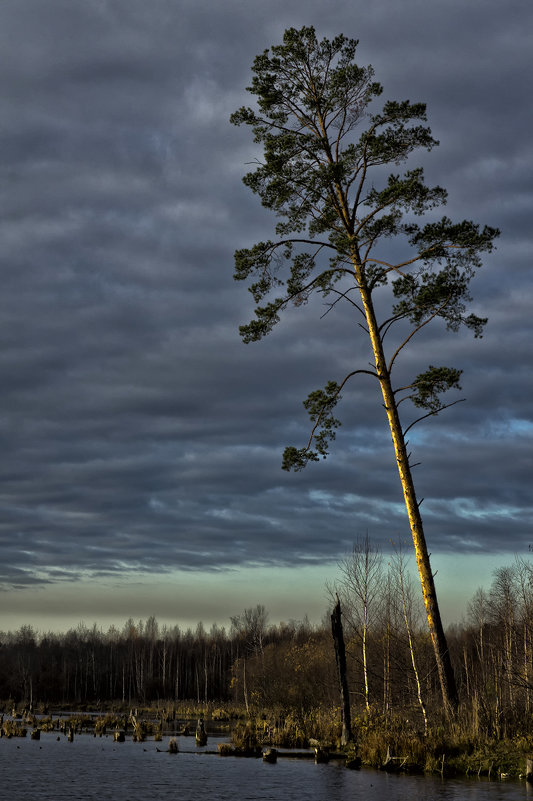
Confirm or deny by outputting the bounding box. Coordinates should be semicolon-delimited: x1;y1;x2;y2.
0;0;531;590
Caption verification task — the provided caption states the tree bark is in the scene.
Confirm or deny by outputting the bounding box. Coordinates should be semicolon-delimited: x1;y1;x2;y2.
331;596;352;745
354;255;459;713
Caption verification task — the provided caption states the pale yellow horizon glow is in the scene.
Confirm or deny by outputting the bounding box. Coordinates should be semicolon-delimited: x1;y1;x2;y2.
0;553;520;635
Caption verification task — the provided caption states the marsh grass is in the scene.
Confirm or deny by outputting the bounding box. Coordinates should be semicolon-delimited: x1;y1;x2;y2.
346;707;533;778
230;721;262;755
3;698;531;778
2;719;27;737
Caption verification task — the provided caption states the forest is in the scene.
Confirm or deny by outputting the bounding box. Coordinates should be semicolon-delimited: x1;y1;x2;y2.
1;551;533;750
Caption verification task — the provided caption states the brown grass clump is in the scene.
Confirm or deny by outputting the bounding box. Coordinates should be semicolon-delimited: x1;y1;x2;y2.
2;720;27;738
230;721;262;756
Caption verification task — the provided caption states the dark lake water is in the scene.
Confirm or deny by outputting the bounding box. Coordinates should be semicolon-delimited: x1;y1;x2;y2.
1;732;532;801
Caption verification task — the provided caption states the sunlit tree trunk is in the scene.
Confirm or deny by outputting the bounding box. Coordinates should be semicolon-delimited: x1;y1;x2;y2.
394;549;429;734
515;558;532;712
490;566;516;715
381;575;392;718
351;252;458;713
337;535;383;711
243;659;250;715
463;644;471;701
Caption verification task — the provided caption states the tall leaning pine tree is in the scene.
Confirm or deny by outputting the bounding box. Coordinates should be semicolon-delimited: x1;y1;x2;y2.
231;27;499;713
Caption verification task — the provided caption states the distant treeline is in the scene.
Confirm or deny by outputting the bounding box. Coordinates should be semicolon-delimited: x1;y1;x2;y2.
2;555;533;741
0;608;333;708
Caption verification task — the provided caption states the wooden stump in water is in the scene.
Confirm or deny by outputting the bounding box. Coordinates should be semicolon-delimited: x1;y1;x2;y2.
345;755;362;770
195;719;207;747
314;747;330;764
262;747;278;763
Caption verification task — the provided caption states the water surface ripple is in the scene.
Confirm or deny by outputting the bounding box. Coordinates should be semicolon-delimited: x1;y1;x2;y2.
1;733;531;801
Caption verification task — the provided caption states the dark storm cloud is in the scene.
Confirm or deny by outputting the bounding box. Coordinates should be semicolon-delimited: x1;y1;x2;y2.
0;0;531;589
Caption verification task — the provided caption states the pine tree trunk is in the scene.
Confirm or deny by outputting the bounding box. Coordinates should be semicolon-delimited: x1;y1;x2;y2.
383;391;458;712
354;257;459;712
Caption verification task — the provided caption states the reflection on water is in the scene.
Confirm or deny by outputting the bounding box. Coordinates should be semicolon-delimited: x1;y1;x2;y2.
1;733;532;801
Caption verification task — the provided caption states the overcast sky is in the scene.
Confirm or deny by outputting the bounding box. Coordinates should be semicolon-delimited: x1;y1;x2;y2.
0;0;531;633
